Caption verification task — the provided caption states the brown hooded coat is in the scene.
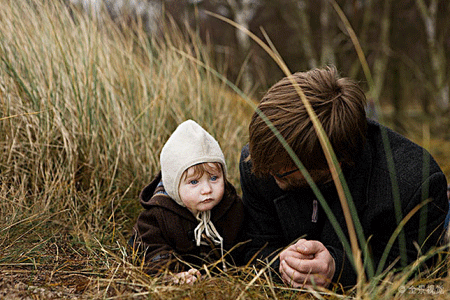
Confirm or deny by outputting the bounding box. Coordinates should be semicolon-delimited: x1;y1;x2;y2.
130;172;245;274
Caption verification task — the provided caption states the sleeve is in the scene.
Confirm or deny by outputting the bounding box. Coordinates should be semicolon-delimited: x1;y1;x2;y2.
239;145;285;270
130;208;180;274
330;171;448;289
327;246;357;288
383;171;448;270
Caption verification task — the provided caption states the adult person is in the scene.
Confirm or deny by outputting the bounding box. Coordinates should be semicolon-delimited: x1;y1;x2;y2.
239;66;449;289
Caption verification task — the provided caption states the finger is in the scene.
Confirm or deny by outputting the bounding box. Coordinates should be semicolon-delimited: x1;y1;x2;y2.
280;245;314;260
187;268;199;276
293;239;308;247
284;257;333;287
188;268;202;280
281;259;308;283
280;260;308;287
288;248;314;259
174;271;191;284
285;258;334;279
281;260;328;288
296;240;323;256
283;256;322;275
186;275;197;285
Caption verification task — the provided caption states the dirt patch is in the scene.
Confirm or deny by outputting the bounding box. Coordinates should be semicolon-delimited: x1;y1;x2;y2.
0;268;90;299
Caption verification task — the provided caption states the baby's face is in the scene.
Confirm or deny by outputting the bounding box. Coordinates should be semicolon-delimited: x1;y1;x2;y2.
178;164;225;215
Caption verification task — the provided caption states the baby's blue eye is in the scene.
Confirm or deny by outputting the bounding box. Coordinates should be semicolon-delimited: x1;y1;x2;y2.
189;180;199;185
210;175;218;181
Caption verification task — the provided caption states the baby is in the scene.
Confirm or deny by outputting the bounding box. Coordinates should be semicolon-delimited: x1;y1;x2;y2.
129;120;245;284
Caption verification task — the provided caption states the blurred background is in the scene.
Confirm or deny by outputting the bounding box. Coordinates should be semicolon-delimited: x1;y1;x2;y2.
67;0;450;180
69;0;450;124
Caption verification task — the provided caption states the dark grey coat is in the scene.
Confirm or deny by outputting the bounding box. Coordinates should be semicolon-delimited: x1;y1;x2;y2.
239;119;448;288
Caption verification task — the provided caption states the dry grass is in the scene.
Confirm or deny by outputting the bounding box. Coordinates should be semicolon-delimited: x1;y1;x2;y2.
0;0;449;299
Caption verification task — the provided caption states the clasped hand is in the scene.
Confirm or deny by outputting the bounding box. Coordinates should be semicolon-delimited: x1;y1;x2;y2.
279;239;335;288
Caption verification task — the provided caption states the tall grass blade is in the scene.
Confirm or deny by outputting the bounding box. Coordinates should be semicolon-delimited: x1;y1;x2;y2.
329;0;408;269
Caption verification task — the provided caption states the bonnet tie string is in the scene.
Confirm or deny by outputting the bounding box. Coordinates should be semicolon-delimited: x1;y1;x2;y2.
194;211;226;271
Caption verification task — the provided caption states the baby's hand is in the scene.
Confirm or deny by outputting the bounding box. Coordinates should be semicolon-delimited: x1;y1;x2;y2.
172;268;202;285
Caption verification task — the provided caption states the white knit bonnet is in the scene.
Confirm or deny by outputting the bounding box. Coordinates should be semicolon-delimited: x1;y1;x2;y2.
160;120;227;206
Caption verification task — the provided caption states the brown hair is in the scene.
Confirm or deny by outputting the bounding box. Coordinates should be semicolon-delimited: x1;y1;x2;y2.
180;162;224;181
249;66;367;176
